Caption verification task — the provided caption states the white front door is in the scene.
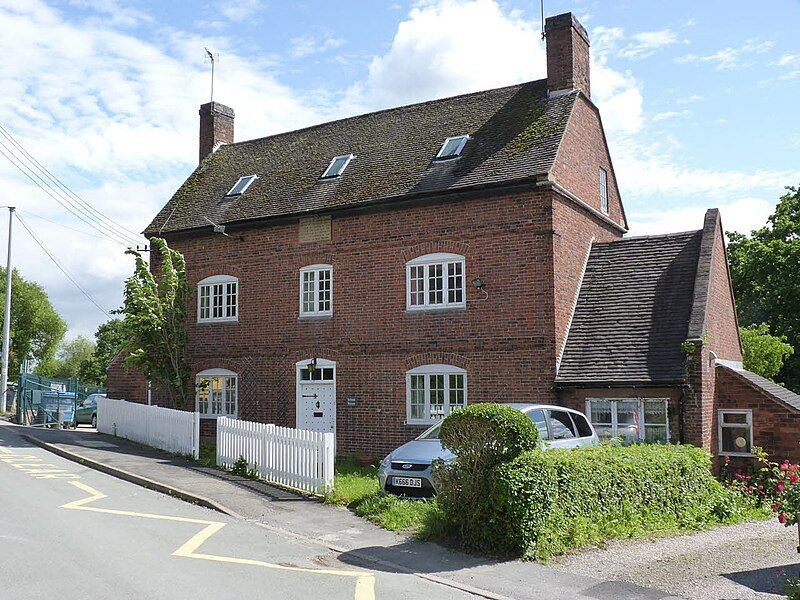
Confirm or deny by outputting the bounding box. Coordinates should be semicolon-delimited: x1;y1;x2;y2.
296;359;336;436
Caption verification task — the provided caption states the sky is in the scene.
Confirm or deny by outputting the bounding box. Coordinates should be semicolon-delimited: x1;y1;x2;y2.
0;0;798;343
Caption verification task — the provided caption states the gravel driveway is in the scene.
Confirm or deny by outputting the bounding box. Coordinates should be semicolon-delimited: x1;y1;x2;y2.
551;519;800;599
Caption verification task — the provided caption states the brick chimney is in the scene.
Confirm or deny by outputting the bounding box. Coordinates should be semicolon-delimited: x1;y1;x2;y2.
545;12;590;98
199;101;235;163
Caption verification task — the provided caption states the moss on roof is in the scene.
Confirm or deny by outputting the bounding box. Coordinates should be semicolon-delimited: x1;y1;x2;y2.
147;80;576;235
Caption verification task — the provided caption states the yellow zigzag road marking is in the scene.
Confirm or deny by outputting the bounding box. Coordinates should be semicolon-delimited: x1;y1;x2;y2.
61;481;375;600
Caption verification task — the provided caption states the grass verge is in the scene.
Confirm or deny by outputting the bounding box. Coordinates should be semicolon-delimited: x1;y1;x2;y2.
325;459;444;538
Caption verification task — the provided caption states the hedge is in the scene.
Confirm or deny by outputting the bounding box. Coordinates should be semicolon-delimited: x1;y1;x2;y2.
487;444;752;559
436;403;539;544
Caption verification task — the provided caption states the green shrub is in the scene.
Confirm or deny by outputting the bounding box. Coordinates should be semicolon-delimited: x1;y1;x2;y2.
489;444;757;559
230;456;259;480
436;403;539;546
439;403;539;467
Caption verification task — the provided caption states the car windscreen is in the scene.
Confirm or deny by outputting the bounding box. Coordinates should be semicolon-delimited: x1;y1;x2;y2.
417;422;442;440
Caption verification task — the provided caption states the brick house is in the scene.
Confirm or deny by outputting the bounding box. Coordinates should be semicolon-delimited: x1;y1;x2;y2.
108;12;800;462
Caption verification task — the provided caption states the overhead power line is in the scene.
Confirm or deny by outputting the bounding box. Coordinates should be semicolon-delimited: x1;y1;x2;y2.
15;213;111;317
0;123;146;246
18;209;117;242
0;139;132;248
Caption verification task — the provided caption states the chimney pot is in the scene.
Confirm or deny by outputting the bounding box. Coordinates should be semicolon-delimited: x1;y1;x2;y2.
199;101;235;164
545;12;591;98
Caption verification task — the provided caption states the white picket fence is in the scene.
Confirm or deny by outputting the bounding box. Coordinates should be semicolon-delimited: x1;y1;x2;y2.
216;417;334;496
97;398;199;459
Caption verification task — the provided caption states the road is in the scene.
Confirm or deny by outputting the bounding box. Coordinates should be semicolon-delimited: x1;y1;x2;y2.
0;425;473;600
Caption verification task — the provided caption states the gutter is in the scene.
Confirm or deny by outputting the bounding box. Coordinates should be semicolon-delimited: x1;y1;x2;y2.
147;175;628;239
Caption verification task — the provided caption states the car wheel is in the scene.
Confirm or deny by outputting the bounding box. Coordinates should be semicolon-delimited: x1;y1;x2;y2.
91;414;97;428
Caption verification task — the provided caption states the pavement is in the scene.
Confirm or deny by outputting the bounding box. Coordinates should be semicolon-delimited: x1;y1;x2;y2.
553;516;800;599
4;420;684;600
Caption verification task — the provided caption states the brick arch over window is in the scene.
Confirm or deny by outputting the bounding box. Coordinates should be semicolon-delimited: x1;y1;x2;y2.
400;240;469;263
404;352;469;371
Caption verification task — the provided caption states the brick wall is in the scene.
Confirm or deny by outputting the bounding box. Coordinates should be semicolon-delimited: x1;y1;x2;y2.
163;187;577;456
705;217;743;362
545;13;591;97
684;344;715;452
716;366;800;463
105;351;147;403
550;95;625;228
199;102;234;164
551;190;622;363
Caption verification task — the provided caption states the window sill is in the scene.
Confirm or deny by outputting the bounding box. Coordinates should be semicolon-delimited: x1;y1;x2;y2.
405;305;466;314
299;313;333;320
719;451;754;458
406;420;439;427
197;318;239;325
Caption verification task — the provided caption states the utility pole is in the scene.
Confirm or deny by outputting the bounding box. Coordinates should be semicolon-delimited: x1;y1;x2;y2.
1;207;13;413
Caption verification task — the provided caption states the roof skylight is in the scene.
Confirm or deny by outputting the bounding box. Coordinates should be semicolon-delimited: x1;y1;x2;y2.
436;135;469;160
226;174;257;196
321;154;354;179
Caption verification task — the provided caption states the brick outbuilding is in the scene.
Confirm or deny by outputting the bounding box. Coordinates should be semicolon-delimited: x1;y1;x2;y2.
107;11;799;462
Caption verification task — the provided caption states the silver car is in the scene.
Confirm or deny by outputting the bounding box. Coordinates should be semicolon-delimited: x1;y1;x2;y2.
378;404;599;497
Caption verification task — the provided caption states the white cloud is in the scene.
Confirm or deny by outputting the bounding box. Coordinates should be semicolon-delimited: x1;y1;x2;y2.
289;35;346;59
677;39;775;70
676;93;703;104
345;0;545;110
218;0;263;23
628;197;774;238
0;0;336;338
652;109;689;122
619;29;678;60
65;0;151;28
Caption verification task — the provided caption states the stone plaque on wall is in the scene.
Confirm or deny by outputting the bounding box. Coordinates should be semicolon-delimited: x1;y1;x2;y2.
299;215;332;243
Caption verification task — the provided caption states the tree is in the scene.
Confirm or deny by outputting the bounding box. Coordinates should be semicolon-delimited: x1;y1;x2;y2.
36;336;96;380
119;238;190;406
729;185;800;391
75;318;126;386
740;324;794;382
0;267;66;376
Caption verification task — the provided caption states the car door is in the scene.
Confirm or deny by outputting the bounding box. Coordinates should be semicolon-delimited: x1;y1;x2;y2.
547;409;580;449
525;408;551;446
570;411;599;447
77;397;95;423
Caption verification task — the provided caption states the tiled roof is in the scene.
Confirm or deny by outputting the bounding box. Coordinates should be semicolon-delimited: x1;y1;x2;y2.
557;230;704;385
146;80;576;235
721;365;800;412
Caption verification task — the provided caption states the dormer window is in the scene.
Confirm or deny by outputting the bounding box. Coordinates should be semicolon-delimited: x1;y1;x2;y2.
227;175;257;196
321;154;354;179
435;135;469;160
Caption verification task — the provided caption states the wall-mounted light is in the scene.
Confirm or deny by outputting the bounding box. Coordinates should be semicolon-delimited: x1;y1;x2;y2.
471;277;485;289
307;357;317;373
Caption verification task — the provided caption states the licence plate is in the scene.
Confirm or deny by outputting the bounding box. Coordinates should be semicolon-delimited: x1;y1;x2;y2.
392;476;422;488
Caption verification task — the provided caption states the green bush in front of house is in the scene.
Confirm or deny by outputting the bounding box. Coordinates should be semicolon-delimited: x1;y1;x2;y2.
433;405;763;559
435;403;539;546
481;444;760;559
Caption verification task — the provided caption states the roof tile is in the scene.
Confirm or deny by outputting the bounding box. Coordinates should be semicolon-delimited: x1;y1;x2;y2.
557;230;704;385
146;80;575;235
